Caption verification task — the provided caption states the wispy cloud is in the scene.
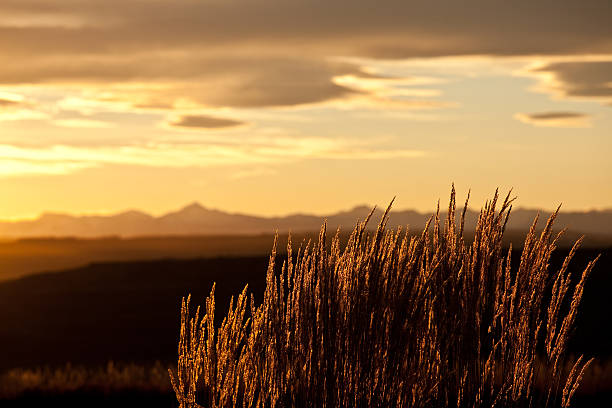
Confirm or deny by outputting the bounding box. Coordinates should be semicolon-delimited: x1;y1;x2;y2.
0;138;427;177
169;114;246;129
514;111;591;128
0;91;51;121
0;108;49;121
53;118;115;128
0;98;21;107
0;159;91;176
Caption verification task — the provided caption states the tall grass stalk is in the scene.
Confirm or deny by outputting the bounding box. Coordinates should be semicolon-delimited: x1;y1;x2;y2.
170;188;598;407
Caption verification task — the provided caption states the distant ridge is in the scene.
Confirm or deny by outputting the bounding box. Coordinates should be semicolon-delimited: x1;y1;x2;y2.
0;203;610;238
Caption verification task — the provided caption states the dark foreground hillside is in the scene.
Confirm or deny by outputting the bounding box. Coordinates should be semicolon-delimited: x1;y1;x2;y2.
0;256;271;371
0;230;609;282
0;247;609;406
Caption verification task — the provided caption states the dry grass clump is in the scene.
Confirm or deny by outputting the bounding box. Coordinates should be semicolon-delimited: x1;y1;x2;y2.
170;188;598;407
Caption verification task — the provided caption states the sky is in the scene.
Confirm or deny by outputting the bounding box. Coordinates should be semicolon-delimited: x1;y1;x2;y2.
0;0;610;219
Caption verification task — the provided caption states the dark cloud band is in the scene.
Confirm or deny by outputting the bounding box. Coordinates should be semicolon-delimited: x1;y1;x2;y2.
170;115;245;129
525;112;588;120
534;61;612;101
0;0;610;110
515;111;591;127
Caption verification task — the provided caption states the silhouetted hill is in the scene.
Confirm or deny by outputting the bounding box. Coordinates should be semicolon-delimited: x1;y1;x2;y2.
0;229;609;282
0;234;307;281
0;257;269;372
0;203;610;238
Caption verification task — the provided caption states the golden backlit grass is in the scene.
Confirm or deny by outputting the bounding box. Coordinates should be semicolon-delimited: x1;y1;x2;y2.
170;188;598;407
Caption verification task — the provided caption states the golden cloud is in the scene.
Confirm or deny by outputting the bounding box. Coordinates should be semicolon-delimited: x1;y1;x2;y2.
53;118;115;128
0;98;21;107
0;137;427;177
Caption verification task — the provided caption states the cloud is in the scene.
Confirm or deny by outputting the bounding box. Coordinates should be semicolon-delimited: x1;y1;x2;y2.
0;159;91;176
53;118;115;128
0;92;27;109
523;112;587;121
529;60;612;104
0;92;52;121
0;137;427;177
56;96;131;115
0;108;49;121
0;1;610;57
0;98;21;107
0;55;372;109
514;111;591;127
0;1;608;112
169;114;245;129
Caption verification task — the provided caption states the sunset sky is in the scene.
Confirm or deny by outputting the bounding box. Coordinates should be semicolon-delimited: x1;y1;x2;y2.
0;0;610;219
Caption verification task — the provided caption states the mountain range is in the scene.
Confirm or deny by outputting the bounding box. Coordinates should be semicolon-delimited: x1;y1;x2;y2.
0;202;610;239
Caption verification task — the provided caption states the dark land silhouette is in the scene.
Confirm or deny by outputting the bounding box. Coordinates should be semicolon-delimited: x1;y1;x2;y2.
0;229;609;282
0;247;609;406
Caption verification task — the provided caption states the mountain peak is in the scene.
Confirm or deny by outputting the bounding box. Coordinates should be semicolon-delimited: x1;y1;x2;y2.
350;204;374;212
164;201;220;220
182;202;206;211
115;210;152;219
0;202;609;239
